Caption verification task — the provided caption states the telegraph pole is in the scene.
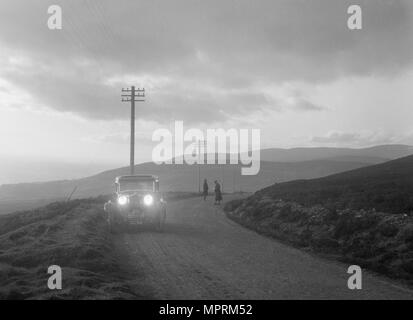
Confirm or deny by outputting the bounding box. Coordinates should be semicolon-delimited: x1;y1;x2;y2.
232;165;235;193
122;86;145;175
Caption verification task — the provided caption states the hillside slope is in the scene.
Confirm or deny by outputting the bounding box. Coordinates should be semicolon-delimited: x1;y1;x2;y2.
225;155;413;283
257;154;413;214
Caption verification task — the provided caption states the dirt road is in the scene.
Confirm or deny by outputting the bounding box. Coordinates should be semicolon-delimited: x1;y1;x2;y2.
117;196;413;299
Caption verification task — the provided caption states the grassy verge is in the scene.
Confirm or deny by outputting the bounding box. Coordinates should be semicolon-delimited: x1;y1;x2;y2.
0;192;201;299
225;196;413;285
0;196;143;299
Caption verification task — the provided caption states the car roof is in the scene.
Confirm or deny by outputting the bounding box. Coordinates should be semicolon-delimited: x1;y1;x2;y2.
115;175;158;183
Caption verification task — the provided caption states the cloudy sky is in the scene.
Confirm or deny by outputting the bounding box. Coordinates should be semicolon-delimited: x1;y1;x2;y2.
0;0;412;183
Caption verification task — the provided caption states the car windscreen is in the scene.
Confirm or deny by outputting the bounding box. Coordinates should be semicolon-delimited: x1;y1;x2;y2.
118;180;154;192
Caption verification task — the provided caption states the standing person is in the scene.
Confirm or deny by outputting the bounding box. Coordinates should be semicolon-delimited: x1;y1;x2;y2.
214;180;223;205
203;179;209;201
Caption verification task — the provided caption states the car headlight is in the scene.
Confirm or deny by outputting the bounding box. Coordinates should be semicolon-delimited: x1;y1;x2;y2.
118;195;128;206
143;194;154;206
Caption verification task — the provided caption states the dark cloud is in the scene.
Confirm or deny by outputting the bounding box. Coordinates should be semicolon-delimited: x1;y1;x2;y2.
0;0;411;122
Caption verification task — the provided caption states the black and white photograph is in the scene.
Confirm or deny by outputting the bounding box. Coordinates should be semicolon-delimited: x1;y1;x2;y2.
0;0;412;307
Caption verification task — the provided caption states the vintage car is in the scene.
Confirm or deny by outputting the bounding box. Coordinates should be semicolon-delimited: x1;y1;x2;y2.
104;175;167;232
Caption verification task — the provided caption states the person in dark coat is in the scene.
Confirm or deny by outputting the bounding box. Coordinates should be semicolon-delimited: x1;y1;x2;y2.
203;179;209;201
214;180;222;205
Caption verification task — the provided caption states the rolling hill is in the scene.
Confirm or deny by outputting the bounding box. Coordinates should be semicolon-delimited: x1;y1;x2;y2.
1;144;412;215
0;159;372;205
256;154;413;214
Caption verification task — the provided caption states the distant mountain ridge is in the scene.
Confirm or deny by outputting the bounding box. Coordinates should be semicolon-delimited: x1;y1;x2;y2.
0;159;370;203
258;144;413;162
0;145;412;212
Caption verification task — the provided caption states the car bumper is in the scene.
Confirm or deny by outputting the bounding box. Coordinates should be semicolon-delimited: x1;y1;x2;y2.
117;205;161;224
